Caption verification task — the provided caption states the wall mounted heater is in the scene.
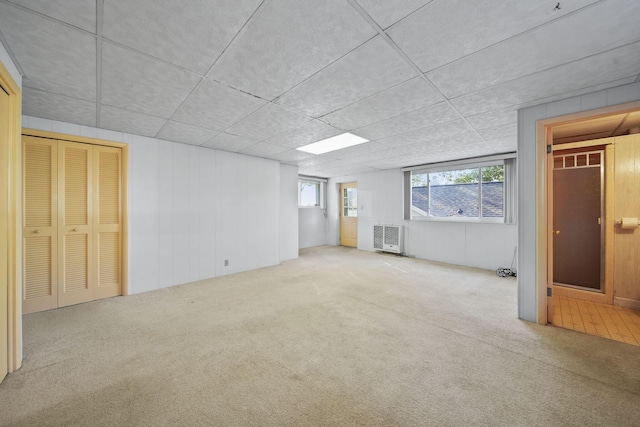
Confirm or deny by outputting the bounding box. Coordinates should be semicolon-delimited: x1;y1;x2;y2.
373;225;404;254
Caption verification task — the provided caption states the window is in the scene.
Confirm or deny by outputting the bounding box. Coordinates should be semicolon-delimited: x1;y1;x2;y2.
410;162;506;221
298;179;324;207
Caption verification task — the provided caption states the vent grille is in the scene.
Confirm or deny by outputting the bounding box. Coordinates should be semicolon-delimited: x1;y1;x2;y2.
373;225;404;254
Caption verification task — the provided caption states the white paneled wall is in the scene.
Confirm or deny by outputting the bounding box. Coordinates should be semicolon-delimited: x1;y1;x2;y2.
22;116;298;294
517;81;640;323
299;208;328;249
279;165;299;261
325;169;517;271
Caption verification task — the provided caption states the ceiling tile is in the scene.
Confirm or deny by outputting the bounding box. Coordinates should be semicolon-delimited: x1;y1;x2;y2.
354;102;460;140
201;132;257;152
322;77;443;130
101;42;200;119
102;0;261;74
156;121;219;146
99;105;167;137
452;42;640;117
476;123;517;141
262;120;343;149
320;141;389;160
276;36;415;117
172;79;267;131
23;87;96;127
240;142;289;158
428;0;640;98
388;0;599;73
465;109;517;131
375;119;477;148
0;3;96;100
269;149;316;165
355;0;433;29
209;0;376;100
8;0;96;32
225;103;312;141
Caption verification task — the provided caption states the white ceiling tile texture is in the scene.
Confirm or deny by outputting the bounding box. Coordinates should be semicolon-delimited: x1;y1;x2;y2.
275;36;416;117
1;0;638;176
209;0;377;100
102;0;262;75
321;77;443;130
0;2;96;100
101;43;201;119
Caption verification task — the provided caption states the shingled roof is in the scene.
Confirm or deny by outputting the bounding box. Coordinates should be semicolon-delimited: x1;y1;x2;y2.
412;182;504;218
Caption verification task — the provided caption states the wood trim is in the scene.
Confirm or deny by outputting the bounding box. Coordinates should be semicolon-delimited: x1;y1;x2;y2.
551;137;614;152
614;297;640;311
553;285;609;304
604;144;615;305
0;58;22;374
22;128;127;149
539;101;640;324
20;131;129;300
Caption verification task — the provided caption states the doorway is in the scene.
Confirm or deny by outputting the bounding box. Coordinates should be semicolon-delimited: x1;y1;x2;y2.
552;149;604;291
340;182;357;247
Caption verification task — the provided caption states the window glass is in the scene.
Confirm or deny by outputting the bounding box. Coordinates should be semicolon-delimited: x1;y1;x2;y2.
410;162;505;221
299;181;320;207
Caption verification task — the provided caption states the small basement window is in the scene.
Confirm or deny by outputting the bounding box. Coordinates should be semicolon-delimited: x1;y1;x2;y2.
298;178;325;208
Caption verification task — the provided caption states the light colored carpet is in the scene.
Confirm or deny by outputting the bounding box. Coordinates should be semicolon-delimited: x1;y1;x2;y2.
1;245;639;426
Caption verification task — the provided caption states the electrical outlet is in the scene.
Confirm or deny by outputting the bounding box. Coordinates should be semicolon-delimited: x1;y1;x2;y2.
224;259;229;267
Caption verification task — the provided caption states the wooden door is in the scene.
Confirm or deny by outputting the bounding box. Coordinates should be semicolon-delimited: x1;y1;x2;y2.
0;85;8;381
613;134;640;308
340;182;357;247
22;137;58;314
552;150;604;290
93;146;122;299
57;141;93;307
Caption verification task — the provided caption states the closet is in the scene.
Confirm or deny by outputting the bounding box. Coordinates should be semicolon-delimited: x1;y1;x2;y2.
23;135;123;314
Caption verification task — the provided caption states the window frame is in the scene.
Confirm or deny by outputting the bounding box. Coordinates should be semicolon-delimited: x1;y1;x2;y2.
409;160;506;223
298;178;325;208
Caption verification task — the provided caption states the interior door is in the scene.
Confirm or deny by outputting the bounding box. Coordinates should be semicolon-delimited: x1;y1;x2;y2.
0;85;9;382
340;182;357;247
93;146;122;299
552;150;604;290
22;137;58;314
58;141;93;307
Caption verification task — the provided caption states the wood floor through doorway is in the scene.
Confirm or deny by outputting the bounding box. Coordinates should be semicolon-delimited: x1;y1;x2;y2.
552;295;640;346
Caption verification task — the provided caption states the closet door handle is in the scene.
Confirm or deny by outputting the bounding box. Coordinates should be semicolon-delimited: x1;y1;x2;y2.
72;228;77;232
34;229;40;234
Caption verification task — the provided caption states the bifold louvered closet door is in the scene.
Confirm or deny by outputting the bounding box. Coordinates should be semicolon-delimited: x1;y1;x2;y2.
23;136;122;314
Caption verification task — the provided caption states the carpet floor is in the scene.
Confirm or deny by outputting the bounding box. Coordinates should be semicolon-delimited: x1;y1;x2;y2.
1;245;639;426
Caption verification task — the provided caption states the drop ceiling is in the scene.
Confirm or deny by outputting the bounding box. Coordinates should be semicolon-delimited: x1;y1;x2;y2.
1;0;639;177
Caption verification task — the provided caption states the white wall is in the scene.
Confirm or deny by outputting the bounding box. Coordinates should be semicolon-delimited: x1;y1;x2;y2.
299;208;328;249
517;81;640;323
325;169;517;271
22;116;298;294
0;42;21;88
279;164;299;261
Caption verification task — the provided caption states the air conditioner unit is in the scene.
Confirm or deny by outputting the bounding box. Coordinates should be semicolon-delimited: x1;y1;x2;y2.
373;225;404;254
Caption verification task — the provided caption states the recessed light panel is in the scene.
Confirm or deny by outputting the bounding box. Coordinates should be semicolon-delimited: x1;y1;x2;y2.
296;132;369;155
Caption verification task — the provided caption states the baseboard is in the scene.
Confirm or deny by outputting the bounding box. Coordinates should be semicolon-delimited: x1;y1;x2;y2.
614;297;640;311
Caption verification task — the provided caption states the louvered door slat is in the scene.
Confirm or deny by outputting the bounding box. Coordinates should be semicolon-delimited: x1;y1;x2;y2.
94;146;122;298
58;141;93;307
22;136;57;314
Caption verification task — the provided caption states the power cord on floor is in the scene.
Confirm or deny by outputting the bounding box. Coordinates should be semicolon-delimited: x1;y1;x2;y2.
496;246;517;278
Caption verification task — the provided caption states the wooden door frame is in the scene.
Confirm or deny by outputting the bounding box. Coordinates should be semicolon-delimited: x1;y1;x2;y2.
547;139;614;321
536;101;640;324
22;129;129;299
338;181;357;247
0;59;22;375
